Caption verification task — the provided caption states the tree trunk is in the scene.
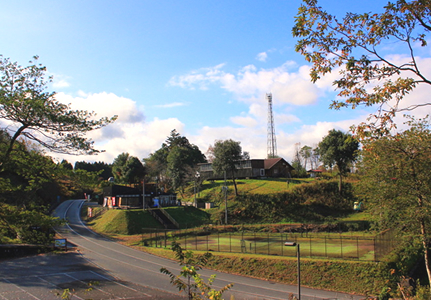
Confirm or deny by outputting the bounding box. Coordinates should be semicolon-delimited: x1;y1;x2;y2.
231;171;238;196
338;173;342;194
420;218;431;285
418;195;431;284
0;125;27;171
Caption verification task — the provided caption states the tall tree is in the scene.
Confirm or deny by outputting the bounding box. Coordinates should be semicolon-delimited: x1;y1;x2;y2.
0;55;116;169
112;153;144;185
299;145;312;170
293;0;431;138
360;117;431;284
211;139;244;196
112;152;130;183
318;130;359;192
145;129;206;193
123;156;145;186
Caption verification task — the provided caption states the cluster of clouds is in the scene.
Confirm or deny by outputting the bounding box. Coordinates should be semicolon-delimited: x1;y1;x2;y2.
48;53;431;166
49;59;354;165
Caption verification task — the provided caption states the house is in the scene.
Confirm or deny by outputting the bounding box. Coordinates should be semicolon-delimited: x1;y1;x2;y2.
264;158;294;178
103;184;178;208
307;169;323;178
198;158;293;180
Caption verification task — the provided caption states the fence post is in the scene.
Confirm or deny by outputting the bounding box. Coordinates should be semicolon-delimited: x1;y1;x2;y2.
267;233;270;255
325;235;328;257
280;232;284;256
309;236;312;257
357;237;359;260
218;231;220;252
374;237;377;262
254;232;257;254
340;234;343;259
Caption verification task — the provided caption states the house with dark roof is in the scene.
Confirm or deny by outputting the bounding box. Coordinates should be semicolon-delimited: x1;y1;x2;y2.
264;158;294;178
198;158;293;180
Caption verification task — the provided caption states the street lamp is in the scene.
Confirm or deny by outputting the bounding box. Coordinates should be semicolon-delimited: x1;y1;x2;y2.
284;242;300;300
223;170;228;224
194;171;200;208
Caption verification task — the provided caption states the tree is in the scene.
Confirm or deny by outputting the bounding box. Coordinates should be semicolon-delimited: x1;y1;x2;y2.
293;0;431;138
145;130;206;193
310;146;321;170
318;129;359;192
112;152;130;183
74;161;113;180
112;153;144;185
299;145;312;170
360;116;431;285
160;241;233;300
0;55;116;169
123;157;145;185
211;139;244;196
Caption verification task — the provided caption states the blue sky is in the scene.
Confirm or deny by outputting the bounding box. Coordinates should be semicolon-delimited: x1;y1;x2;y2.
1;0;429;164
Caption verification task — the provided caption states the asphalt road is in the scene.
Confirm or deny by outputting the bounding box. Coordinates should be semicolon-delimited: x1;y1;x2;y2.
0;200;365;299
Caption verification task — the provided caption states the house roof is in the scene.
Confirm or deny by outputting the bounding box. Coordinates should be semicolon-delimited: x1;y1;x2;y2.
264;158;291;170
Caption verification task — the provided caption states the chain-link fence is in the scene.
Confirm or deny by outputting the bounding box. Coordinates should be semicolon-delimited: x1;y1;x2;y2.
141;227;397;262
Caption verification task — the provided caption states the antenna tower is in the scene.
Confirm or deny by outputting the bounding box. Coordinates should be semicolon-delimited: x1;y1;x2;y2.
267;93;277;158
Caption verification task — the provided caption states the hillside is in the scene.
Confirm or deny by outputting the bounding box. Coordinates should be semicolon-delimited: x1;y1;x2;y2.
181;178;359;225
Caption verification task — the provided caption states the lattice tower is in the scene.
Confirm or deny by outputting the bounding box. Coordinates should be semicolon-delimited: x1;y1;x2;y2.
267;93;277;158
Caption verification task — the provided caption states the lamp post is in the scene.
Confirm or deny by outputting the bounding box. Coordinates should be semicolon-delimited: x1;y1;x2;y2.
284;242;300;300
194;171;200;208
223;170;228;224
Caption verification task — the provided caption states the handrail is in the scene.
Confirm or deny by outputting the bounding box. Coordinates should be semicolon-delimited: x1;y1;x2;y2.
159;207;180;229
148;209;169;229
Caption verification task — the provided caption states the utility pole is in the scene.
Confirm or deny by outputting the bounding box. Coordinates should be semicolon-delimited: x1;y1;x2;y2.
142;178;146;210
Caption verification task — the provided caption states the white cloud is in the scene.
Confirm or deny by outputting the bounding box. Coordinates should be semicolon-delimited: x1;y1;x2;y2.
53;79;70;88
256;52;268;62
169;61;321;106
51;92;185;164
50;73;71;89
168;63;226;90
230;116;258;127
155;102;187;108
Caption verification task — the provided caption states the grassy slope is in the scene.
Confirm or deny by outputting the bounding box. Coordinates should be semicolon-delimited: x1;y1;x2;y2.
88;208;164;235
164;206;210;229
188;178;313;202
